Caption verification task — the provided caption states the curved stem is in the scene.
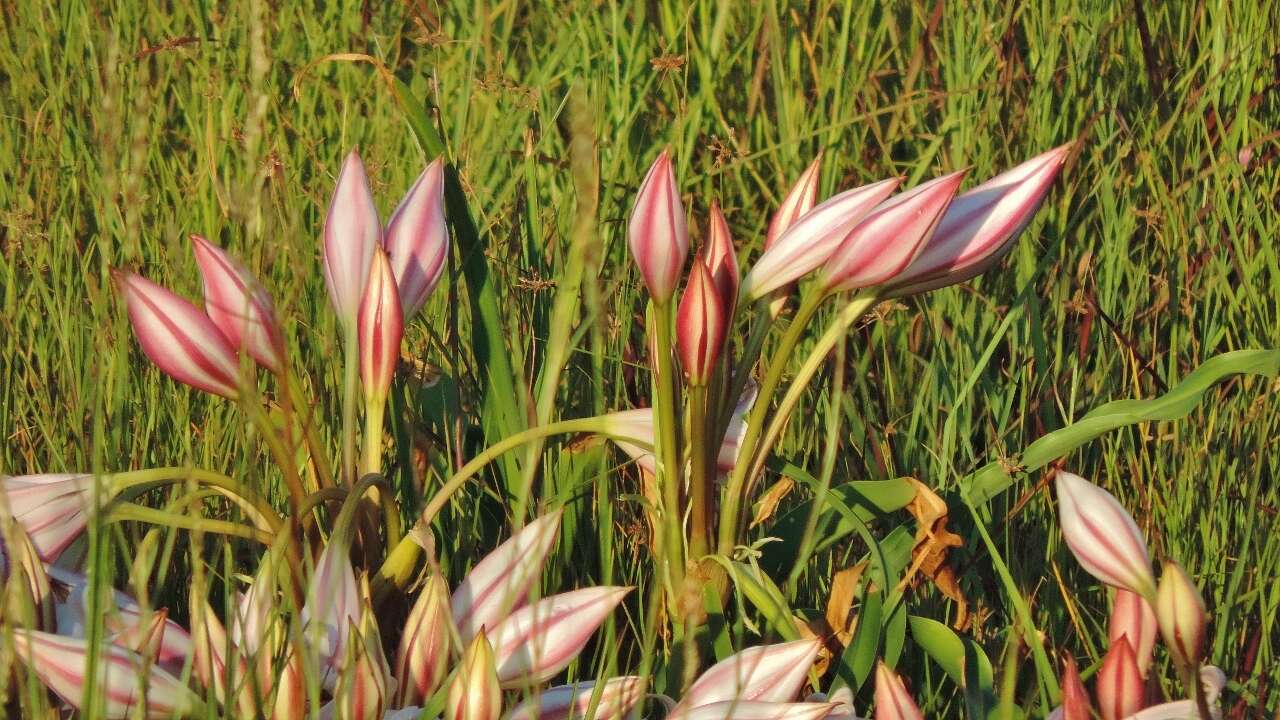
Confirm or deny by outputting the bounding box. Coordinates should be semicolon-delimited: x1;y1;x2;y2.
371;415;647;597
716;290;828;554
241;398;306;513
286;373;336;491
743;293;877;501
106;501;273;544
108;467;283;532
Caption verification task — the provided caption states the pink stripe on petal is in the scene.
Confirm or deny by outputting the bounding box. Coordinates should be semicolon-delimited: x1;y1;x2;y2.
452;511;562;642
489;586;630;687
385;158;450;318
678;639;821;710
324;150;381;326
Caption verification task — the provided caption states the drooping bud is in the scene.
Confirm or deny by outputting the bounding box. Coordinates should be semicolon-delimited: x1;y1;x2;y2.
452;510;562;643
190;234;285;373
874;662;924;720
627;150;688;305
189;596;255;717
739;177;899;301
674;639;821;712
2;474;100;562
819;170;966;293
488;586;631;687
357;249;404;400
1109;588;1158;676
506;677;646;720
671;701;838;720
384;158;450;318
324;150;381;327
446;630;502;720
604;386;755;478
1054;471;1156;599
1097;637;1144;720
676;259;728;385
47;566;192;670
1155;560;1207;673
394;572;453;707
12;629;199;719
765;154;823;250
115;271;242;399
888;144;1070;297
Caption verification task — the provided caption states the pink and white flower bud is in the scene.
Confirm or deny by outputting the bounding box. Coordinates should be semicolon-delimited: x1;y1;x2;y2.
115;271;242;399
394;572;453;707
627;150;689;304
676;259;728;385
47;566;192;669
705;202;740;311
606;385;755;477
447;630;502;720
765;154;823;250
874;662;923;720
672;701;838;720
190;234;284;373
888;144;1070;296
675;638;821;711
1097;637;1144;720
740;178;900;301
358;249;404;400
325;150;381;327
1054;471;1156;598
1109;588;1158;676
506;677;647;720
1155;560;1207;672
1059;655;1091;720
303;539;360;689
2;473;100;562
452;510;562;643
489;585;631;687
12;628;199;719
819;170;966;293
190;596;255;717
1124;666;1226;720
384;158;450;318
335;610;391;720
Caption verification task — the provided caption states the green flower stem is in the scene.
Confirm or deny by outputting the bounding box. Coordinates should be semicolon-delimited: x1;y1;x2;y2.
960;488;1060;705
650;301;685;593
106;501;273;544
743;293;877;501
371;415;649;598
341;327;360;486
361;392;386;477
686;382;711;560
285;372;336;491
716;289;828;555
721;300;771;420
241;397;306;513
108;467;283;532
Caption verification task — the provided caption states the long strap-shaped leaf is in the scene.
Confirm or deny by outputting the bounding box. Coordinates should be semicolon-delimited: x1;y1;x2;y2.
964;348;1280;504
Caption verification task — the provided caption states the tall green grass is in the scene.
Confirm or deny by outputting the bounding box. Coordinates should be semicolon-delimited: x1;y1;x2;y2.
2;0;1278;715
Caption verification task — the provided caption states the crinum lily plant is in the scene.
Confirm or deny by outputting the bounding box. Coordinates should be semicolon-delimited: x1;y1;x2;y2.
1;139;1074;719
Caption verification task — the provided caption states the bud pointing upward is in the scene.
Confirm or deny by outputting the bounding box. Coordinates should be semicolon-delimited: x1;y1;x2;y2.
1155;560;1207;673
676;259;728;385
628;150;688;305
357;249;404;401
324;150;381;327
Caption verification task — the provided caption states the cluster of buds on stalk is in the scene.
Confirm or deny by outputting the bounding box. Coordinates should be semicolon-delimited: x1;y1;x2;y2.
3;507;645;719
617;143;1069;565
1051;471;1220;719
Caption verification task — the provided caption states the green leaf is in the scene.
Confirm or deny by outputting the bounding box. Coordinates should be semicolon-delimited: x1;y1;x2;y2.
965;349;1280;504
726;560;800;641
831;585;882;692
909;615;995;707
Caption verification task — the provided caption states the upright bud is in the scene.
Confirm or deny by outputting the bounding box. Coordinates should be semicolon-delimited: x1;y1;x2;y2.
447;630;501;720
627;150;688;304
1054;471;1156;599
676;260;728;385
384;158;450;318
874;662;924;720
819;170;966;293
1155;560;1207;673
395;573;453;707
1096;637;1144;720
335;609;391;720
190;235;285;373
740;177;900;301
889;144;1070;296
1109;588;1158;676
302;539;360;689
324;150;381;328
357;249;404;400
115;271;242;399
705;203;739;312
765;154;823;250
1059;655;1092;720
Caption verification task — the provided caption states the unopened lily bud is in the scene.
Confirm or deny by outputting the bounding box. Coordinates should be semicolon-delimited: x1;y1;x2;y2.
1096;637;1144;720
1109;588;1158;676
324;150;381;328
675;638;820;711
488;586;631;687
705;203;739;312
1059;655;1091;720
506;677;646;720
446;630;501;720
765;154;822;251
1054;471;1156;599
395;573;453;707
676;259;728;385
874;662;924;720
2;473;99;562
628;150;688;305
335;610;391;720
1155;560;1207;673
357;249;404;400
384;158;450;318
190;234;285;373
452;510;562;643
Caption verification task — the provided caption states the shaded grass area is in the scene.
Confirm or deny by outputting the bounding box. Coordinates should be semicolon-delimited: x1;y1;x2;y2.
2;0;1278;715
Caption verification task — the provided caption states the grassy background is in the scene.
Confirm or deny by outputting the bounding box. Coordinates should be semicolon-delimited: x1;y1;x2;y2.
2;0;1278;716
